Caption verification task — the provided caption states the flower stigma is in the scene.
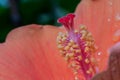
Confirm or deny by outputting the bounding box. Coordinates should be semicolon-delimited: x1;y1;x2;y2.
57;13;98;80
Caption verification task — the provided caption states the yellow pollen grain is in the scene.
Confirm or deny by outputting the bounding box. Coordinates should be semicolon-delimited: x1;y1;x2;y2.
61;34;67;38
85;42;90;47
74;30;78;33
73;71;78;75
78;56;82;61
70;47;74;52
79;25;87;30
75;50;81;53
59;50;64;54
64;57;69;61
85;47;89;52
70;40;74;44
89;67;93;72
57;40;62;44
86;70;91;74
81;30;88;36
75;65;80;70
64;46;70;51
71;62;77;67
68;53;74;57
57;36;62;41
86;68;93;74
85;58;89;64
72;44;79;48
87;32;92;37
58;45;64;50
61;37;67;41
74;76;80;80
68;42;73;47
64;54;72;61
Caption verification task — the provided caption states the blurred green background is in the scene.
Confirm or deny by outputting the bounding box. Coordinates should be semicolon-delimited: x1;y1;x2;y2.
0;0;80;42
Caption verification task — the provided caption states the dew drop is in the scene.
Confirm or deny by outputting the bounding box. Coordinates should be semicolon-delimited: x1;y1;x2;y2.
97;52;102;56
108;18;111;22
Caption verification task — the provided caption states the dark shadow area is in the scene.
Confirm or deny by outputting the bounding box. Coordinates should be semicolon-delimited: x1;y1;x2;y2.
0;0;80;42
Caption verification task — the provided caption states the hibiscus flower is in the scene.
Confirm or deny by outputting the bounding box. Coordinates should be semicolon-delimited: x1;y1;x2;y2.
0;0;120;80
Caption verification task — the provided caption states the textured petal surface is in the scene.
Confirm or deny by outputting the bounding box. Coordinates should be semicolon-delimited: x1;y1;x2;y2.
75;0;120;71
1;0;120;80
0;24;75;80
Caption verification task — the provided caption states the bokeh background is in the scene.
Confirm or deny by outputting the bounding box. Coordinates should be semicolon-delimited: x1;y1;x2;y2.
0;0;80;42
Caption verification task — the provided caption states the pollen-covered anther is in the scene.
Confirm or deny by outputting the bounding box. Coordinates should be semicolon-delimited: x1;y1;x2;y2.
74;30;79;33
57;32;68;42
68;53;74;57
86;33;94;41
57;44;64;50
85;42;91;47
73;71;78;75
78;56;82;61
59;50;66;56
64;46;70;51
70;39;75;43
75;65;81;70
56;36;61;42
85;58;90;64
81;30;88;36
84;47;90;52
70;47;74;52
70;64;80;72
87;32;92;38
79;25;87;30
75;50;81;53
72;44;79;48
86;68;93;74
80;30;88;40
57;14;98;80
61;37;67;41
74;76;80;80
69;61;78;67
68;42;73;47
86;70;91;74
64;53;75;61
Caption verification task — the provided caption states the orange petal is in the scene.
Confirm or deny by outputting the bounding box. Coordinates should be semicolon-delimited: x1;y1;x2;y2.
0;24;76;80
75;0;120;71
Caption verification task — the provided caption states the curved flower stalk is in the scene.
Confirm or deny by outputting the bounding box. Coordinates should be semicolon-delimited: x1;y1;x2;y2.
57;13;98;80
0;0;120;80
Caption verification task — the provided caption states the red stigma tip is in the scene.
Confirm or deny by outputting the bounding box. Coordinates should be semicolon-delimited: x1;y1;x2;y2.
67;13;75;19
58;13;75;31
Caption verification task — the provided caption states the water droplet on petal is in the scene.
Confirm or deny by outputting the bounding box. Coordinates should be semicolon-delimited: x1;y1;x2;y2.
97;52;102;56
108;18;111;22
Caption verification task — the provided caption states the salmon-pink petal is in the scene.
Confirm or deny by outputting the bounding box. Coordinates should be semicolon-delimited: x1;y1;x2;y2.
0;24;76;80
75;0;120;71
